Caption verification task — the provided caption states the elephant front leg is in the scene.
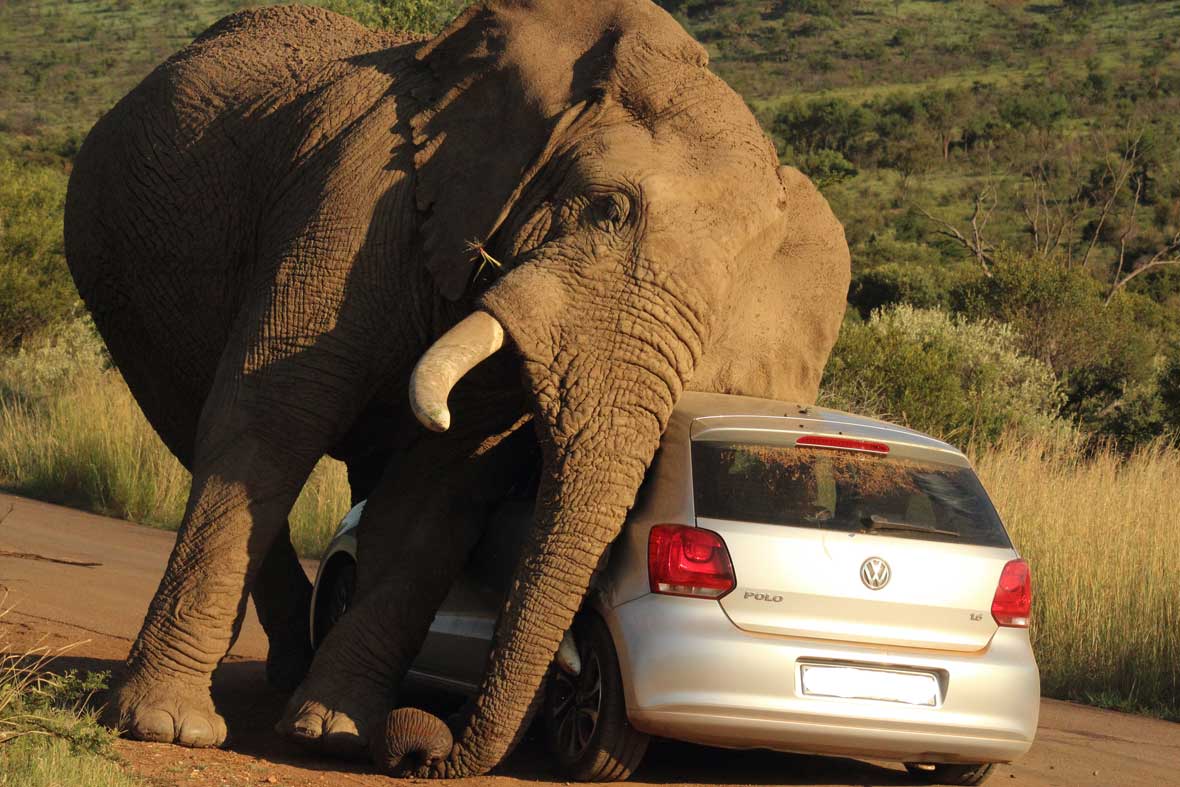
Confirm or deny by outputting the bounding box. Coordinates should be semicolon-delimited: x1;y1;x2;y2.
279;421;534;757
104;436;311;747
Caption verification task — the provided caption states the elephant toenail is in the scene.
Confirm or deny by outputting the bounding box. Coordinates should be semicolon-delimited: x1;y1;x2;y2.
287;716;323;740
132;708;177;742
178;716;215;747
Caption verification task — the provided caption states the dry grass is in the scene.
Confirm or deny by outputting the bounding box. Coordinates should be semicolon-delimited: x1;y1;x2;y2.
0;351;350;559
975;436;1180;719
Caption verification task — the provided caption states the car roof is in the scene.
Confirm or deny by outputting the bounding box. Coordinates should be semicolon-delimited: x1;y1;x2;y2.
669;391;963;458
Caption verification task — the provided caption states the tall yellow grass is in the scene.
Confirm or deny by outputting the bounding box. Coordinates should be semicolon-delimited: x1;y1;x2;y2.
975;436;1180;718
0;369;350;558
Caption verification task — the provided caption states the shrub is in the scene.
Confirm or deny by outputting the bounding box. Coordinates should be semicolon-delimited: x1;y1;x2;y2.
821;305;1065;447
0;156;79;350
0;315;107;397
772;0;854;17
0;619;138;787
1160;349;1180;439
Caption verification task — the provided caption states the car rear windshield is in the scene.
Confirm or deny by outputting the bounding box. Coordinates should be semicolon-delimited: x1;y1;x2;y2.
691;441;1011;547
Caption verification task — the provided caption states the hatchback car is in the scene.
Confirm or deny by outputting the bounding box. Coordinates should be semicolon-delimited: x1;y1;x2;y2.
310;392;1039;785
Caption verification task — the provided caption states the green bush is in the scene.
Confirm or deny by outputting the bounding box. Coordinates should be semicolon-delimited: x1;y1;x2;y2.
0;156;78;350
820;304;1066;447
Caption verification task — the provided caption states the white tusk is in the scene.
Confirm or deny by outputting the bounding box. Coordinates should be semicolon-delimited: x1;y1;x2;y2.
556;629;581;676
409;311;505;432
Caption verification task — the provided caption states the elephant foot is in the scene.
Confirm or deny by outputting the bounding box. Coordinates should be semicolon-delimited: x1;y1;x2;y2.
265;629;314;694
277;680;386;758
102;674;226;748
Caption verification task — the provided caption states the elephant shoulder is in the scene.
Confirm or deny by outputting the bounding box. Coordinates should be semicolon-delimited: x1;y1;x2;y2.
188;5;420;65
152;6;412;120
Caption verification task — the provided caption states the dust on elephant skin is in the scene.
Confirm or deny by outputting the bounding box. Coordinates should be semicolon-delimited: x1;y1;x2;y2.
63;0;849;777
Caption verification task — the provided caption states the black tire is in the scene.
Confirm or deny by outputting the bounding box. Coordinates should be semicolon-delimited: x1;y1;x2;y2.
312;557;355;649
543;613;649;782
904;762;997;786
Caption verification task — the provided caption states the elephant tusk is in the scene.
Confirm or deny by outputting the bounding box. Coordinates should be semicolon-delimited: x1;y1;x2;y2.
409;311;505;432
556;629;581;676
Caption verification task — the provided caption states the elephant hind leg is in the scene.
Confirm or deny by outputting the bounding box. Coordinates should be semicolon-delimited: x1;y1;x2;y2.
252;521;314;693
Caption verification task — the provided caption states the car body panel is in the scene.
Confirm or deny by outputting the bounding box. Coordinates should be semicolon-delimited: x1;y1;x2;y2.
604;593;1038;764
712;520;1012;651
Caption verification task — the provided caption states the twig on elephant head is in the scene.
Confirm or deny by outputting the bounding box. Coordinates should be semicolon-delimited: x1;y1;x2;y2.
466;239;504;282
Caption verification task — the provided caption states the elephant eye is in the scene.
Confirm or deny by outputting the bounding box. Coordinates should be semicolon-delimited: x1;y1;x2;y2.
588;192;630;231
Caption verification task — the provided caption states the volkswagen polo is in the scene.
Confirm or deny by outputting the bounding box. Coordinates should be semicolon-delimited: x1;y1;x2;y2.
310;392;1039;785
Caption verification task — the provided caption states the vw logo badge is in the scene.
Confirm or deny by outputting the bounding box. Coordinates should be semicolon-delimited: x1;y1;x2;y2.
860;557;891;590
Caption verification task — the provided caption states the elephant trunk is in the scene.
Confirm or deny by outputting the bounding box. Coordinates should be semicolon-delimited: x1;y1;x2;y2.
410;311;505;432
384;366;677;777
371;708;453;774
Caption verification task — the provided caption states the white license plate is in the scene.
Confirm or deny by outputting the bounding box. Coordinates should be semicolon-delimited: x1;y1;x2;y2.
800;664;940;706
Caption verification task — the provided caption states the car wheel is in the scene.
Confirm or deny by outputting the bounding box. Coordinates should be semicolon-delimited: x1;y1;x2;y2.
904;762;997;786
543;613;649;782
312;557;355;648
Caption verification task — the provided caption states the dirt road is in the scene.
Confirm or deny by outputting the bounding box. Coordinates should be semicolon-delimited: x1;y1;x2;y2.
2;492;1177;786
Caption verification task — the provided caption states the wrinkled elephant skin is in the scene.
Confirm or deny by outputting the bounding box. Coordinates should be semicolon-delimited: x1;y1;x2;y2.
63;0;850;777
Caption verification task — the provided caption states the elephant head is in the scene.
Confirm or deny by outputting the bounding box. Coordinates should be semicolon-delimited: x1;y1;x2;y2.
385;0;850;775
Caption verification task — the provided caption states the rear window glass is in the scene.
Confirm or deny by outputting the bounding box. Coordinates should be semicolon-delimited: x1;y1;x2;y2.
691;441;1010;547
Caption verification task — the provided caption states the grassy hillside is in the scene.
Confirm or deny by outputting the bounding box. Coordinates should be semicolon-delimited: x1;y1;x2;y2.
671;1;1180;102
0;1;252;163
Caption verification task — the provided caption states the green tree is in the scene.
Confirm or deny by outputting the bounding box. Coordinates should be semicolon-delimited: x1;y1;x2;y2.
955;252;1166;447
998;88;1068;134
921;89;970;160
772;98;874;159
0;157;79;350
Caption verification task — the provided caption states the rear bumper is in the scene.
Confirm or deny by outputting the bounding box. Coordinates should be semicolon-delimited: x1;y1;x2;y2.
603;594;1039;764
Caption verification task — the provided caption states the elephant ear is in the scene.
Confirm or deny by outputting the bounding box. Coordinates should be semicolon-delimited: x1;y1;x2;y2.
769;165;851;399
410;0;708;301
693;166;851;404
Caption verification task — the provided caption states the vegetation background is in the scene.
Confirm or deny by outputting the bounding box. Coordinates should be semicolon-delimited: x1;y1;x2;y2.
0;2;1177;774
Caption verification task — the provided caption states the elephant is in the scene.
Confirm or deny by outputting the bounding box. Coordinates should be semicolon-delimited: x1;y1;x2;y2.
63;0;850;778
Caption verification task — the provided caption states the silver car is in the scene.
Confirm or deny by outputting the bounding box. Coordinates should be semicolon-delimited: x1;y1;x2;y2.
310;392;1039;785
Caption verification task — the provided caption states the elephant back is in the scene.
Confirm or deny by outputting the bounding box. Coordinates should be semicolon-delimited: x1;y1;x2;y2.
62;6;419;464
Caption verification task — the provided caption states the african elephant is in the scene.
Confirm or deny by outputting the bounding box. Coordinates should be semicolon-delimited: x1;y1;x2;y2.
63;0;850;778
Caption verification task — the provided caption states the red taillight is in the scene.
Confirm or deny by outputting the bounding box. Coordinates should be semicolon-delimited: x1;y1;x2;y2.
648;524;736;599
795;435;890;454
991;559;1032;627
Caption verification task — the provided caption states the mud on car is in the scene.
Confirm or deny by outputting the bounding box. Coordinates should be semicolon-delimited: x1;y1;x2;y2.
311;392;1039;785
